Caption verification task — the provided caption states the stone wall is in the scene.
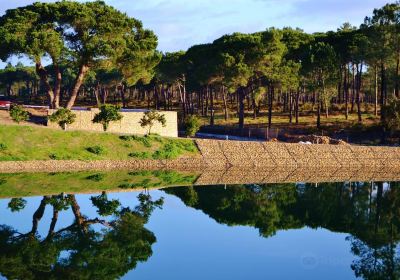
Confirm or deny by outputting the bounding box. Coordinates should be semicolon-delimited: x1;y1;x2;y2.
47;108;178;137
2;139;400;183
194;139;400;170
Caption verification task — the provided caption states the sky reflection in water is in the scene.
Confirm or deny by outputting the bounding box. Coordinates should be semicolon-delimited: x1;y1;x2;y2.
0;181;398;280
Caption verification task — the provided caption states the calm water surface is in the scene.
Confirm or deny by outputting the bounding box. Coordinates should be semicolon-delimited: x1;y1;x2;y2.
0;181;399;279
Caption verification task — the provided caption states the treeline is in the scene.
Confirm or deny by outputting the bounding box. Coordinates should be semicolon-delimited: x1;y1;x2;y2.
1;2;400;130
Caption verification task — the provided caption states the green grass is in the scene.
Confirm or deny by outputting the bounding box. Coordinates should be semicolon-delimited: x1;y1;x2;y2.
0;125;199;161
0;170;199;198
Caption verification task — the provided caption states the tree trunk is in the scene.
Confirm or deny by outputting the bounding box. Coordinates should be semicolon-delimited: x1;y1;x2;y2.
47;207;59;239
295;88;300;124
317;91;321;129
53;64;62;109
345;64;349;120
31;196;49;235
69;194;87;233
351;64;356;113
289;91;293;123
205;87;209;117
121;84;127;108
375;65;378;117
183;81;187;117
36;61;55;108
209;86;214;126
66;64;89;109
338;65;343;104
380;62;387;121
396;51;400;98
268;85;273;129
222;87;229;121
238;88;245;130
356;63;363;123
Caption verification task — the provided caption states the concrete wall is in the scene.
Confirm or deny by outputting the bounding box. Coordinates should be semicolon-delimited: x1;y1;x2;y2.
47;108;178;137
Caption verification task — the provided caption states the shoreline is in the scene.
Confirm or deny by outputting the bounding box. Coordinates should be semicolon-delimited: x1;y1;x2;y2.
0;139;400;173
1;165;400;199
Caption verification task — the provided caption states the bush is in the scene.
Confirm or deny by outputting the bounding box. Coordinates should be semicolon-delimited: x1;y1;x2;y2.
128;151;151;159
382;98;400;132
49;153;59;160
139;110;166;135
93;104;123;131
119;135;152;147
152;139;196;159
7;198;27;212
9;105;29;123
0;143;7;151
86;146;106;155
184;115;201;137
86;173;105;181
49;108;76;130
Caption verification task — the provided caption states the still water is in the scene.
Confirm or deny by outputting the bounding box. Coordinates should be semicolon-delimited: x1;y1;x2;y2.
0;181;399;279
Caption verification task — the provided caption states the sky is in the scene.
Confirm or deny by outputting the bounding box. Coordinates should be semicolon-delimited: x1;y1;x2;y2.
0;0;392;68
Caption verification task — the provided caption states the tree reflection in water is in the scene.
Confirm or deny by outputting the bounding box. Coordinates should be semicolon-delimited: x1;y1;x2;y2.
0;191;163;280
165;182;400;280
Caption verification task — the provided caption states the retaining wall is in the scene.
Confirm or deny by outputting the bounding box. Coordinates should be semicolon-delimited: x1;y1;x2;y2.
194;139;400;170
1;139;400;183
47;108;178;137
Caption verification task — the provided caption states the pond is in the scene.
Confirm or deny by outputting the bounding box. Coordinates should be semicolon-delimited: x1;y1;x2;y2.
0;174;399;279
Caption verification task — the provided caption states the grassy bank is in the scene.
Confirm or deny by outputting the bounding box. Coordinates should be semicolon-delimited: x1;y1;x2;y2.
0;170;199;198
0;124;199;161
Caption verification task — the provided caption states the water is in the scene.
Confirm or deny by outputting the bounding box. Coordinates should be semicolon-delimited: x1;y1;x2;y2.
0;180;399;279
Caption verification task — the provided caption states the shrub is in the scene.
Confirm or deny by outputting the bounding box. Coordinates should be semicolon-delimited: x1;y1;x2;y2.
0;143;7;151
119;135;152;147
184;115;201;137
49;108;76;130
382;98;400;132
49;153;59;160
92;104;123;131
90;192;121;216
9;105;29;123
128;151;151;159
139;110;166;135
152;139;197;159
7;198;27;212
86;173;105;181
86;146;106;155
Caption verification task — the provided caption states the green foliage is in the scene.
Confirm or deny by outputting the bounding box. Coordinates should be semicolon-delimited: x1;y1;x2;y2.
0;170;198;197
86;146;106;155
85;173;105;182
7;198;27;212
92;104;123;131
382;98;400;132
0;192;161;279
0;143;7;151
184;115;201;137
152;139;197;159
48;153;59;160
0;1;159;108
90;192;121;216
9;105;29;124
139;110;167;135
48;108;76;130
118;170;197;189
128;151;151;159
120;135;152;147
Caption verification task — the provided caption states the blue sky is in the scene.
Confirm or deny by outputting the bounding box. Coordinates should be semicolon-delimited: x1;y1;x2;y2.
0;0;391;68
